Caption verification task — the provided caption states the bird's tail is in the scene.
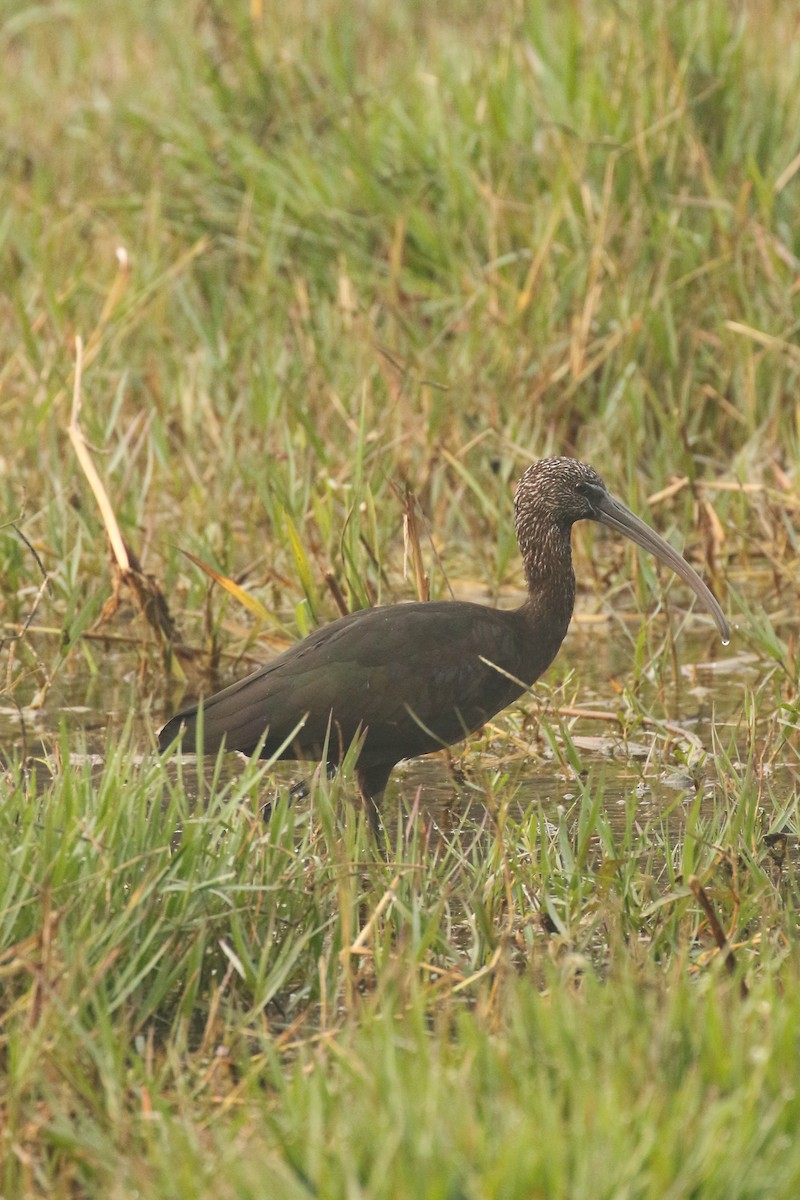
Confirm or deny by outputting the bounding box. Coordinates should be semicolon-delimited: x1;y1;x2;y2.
157;671;287;758
158;695;241;754
157;704;205;753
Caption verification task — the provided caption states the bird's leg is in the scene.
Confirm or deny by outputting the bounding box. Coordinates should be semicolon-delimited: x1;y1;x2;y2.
356;764;393;840
288;762;337;802
262;778;304;824
263;764;338;823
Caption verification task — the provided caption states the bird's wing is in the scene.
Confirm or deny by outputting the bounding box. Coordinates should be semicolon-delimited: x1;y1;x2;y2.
159;602;535;760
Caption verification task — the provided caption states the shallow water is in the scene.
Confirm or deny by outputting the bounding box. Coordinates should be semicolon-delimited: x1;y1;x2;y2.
3;614;795;845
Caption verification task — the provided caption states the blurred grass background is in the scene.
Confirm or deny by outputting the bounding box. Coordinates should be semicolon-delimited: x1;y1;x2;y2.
1;0;800;1195
3;0;799;657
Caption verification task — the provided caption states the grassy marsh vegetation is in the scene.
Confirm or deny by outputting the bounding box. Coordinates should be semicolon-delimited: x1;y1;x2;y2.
1;0;800;1195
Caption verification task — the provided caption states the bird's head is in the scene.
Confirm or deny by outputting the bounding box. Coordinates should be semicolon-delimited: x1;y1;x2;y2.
514;456;730;642
514;457;609;534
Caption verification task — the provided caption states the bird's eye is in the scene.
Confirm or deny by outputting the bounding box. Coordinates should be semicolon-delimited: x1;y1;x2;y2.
576;480;604;505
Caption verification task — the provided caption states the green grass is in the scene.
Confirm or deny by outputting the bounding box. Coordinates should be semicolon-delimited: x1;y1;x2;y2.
2;0;800;1195
2;733;800;1196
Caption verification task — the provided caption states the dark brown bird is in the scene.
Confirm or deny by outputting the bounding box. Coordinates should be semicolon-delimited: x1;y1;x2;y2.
159;458;729;809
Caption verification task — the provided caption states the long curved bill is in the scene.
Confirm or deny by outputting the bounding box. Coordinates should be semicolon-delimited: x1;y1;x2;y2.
591;489;730;643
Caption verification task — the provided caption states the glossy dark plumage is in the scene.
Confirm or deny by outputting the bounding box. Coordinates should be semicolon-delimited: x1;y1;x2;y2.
159;458;729;806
